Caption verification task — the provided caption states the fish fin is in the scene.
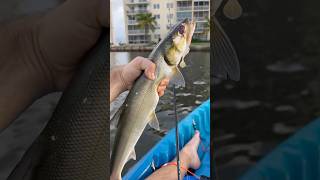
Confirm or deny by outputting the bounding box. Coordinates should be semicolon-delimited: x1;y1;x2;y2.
127;149;136;162
212;17;240;81
148;112;160;131
111;105;124;128
171;68;185;87
223;0;243;20
179;58;187;68
213;0;224;15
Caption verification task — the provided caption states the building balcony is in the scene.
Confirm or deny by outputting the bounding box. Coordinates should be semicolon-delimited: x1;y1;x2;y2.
127;9;149;15
176;6;192;11
193;33;209;41
128;29;146;34
195;27;209;33
194;16;208;21
194;6;209;11
126;0;149;5
128;40;149;44
128;20;138;25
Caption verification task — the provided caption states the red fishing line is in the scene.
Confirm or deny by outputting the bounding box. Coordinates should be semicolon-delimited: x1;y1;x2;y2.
161;162;201;180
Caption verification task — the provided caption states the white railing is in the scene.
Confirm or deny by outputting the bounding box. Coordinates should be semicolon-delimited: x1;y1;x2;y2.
127;0;148;4
176;6;192;11
128;29;145;34
128;20;138;24
194;16;207;21
127;9;148;14
195;27;209;33
194;6;209;11
129;40;148;44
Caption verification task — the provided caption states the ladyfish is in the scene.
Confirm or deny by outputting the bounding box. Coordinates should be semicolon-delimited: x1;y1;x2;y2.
110;19;196;180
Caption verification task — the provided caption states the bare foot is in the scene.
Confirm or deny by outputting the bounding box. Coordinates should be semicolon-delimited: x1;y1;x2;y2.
180;130;201;169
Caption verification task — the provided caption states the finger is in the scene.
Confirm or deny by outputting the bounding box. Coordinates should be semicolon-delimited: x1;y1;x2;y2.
144;60;156;80
157;85;167;93
158;90;164;97
133;57;156;80
159;78;170;86
38;0;104;68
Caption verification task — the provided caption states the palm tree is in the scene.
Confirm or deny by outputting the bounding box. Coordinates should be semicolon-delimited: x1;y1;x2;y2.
136;13;157;43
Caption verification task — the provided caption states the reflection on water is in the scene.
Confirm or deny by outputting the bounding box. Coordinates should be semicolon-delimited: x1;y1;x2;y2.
110;51;210;173
214;0;320;179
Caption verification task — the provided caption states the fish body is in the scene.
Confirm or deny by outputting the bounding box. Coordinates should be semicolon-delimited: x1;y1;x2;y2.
110;19;195;180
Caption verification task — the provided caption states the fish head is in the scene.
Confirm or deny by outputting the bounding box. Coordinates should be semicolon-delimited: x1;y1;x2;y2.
165;18;196;66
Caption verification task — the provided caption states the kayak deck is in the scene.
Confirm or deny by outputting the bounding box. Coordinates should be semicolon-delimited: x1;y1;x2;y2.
124;100;210;180
240;117;320;180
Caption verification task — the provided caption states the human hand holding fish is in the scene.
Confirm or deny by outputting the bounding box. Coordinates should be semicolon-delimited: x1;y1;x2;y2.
110;56;170;102
111;19;196;180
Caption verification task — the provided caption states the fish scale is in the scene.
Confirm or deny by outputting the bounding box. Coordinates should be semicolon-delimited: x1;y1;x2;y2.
8;29;108;180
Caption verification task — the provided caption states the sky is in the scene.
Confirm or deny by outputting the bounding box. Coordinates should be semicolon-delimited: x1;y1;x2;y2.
111;0;126;44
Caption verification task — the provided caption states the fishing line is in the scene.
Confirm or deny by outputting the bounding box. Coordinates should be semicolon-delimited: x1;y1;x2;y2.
173;86;181;180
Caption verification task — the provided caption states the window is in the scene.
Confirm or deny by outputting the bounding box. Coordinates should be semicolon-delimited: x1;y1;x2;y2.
128;16;135;20
194;1;209;7
167;13;173;19
153;4;160;9
177;12;192;21
154;14;160;19
167;3;173;8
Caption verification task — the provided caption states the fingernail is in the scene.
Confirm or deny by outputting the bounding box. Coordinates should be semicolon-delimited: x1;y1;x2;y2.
152;73;155;80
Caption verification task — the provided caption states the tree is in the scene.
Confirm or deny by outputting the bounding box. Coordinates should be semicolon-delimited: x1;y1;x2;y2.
136;13;157;43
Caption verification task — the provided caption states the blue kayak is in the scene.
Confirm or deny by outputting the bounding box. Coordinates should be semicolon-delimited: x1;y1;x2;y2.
240;118;320;180
124;100;211;180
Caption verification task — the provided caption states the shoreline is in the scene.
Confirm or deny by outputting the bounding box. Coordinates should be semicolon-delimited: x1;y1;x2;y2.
110;43;210;52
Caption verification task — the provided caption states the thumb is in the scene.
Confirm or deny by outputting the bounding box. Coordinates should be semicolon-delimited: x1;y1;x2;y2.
134;57;156;80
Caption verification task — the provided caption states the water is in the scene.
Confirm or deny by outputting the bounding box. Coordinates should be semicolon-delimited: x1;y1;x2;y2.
214;0;320;179
110;51;210;174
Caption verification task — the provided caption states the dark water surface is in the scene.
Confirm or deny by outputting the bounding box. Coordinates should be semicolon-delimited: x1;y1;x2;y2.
213;0;320;179
110;51;210;174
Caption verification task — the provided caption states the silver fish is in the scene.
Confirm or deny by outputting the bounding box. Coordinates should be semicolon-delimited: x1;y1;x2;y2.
110;19;196;180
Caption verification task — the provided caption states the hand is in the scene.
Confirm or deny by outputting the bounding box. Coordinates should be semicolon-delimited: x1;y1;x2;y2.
0;0;107;129
34;0;108;90
121;56;170;96
110;57;170;102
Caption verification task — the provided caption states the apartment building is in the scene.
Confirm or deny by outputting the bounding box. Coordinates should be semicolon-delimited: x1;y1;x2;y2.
123;0;210;44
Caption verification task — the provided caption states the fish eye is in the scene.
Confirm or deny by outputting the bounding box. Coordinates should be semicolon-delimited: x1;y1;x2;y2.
178;25;185;35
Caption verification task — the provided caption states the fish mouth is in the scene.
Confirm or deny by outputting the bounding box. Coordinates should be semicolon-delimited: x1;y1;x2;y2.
182;19;196;45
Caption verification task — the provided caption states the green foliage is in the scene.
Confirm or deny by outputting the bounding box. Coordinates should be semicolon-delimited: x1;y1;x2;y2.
136;13;157;43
